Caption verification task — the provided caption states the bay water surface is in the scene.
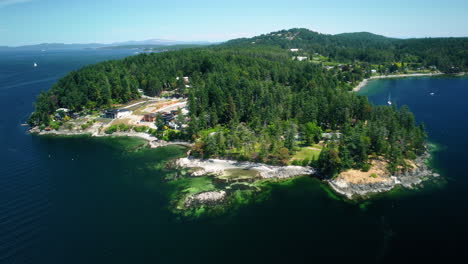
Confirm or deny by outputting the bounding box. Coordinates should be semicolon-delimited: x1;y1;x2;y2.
1;50;467;263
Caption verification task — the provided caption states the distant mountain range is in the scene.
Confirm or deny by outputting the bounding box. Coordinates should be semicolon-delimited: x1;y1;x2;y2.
0;39;214;50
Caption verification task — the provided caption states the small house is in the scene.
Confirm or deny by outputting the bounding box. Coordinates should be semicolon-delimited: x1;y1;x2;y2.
294;56;308;61
290;48;299;52
371;69;377;74
322;132;342;140
56;108;70;113
143;113;157;122
161;112;175;122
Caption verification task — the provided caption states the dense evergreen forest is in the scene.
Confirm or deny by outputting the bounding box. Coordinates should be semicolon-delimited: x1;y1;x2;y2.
29;28;465;176
227;28;468;73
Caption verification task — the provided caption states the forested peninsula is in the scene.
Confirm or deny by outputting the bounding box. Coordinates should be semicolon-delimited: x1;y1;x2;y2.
28;29;465;207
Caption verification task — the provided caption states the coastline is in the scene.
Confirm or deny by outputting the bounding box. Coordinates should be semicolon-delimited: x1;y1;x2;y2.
174;154;439;202
175;157;315;179
31;128;193;149
170;157;315;213
327;151;440;199
352;72;444;92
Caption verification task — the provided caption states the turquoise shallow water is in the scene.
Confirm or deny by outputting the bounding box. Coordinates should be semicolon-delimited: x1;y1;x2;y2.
1;50;468;263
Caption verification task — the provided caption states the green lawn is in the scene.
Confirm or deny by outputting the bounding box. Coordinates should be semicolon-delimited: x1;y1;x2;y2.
291;145;322;163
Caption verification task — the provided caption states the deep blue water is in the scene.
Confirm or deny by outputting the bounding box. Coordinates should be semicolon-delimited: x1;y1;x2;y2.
1;50;468;264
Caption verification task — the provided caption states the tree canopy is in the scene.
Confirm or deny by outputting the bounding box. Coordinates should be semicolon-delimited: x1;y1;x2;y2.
29;28;455;176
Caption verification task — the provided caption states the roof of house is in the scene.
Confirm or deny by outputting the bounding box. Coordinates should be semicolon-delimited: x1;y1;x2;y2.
322;132;342;139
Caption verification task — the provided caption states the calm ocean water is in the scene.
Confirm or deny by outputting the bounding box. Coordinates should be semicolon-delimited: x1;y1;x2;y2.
1;50;467;263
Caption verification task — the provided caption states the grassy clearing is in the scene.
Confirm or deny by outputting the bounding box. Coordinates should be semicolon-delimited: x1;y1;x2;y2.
291;146;322;163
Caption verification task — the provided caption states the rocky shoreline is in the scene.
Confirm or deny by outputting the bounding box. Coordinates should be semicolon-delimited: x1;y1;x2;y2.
34;128;440;206
172;157;316;211
184;191;227;207
328;152;440;199
175;157;316;179
30;127;192;149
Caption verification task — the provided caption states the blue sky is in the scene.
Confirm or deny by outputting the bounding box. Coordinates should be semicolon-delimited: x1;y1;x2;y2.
1;0;467;46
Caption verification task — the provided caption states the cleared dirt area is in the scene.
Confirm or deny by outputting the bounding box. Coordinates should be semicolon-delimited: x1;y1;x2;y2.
337;159;390;184
139;100;186;114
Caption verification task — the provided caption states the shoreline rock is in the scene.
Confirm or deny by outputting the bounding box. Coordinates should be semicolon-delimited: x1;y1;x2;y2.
184;191;227;207
175;157;316;179
30;128;192;149
327;152;439;199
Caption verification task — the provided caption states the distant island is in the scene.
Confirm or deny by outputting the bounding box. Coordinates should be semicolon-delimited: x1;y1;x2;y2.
0;39;212;51
28;28;464;216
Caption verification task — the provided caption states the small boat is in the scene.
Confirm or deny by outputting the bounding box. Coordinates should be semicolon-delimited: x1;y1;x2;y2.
387;93;392;105
33;62;38;67
430;92;435;96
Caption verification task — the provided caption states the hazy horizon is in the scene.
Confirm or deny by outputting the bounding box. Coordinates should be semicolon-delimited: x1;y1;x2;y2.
1;0;467;46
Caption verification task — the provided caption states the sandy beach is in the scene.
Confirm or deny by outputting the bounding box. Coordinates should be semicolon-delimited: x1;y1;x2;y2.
352;72;443;92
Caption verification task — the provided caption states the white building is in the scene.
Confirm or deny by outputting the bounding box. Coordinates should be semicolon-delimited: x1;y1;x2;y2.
56;108;70;113
293;56;308;61
371;69;377;74
290;48;299;52
105;109;133;119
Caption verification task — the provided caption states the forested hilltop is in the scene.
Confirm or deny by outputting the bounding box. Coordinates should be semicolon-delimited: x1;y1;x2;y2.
227;28;468;73
29;28;465;177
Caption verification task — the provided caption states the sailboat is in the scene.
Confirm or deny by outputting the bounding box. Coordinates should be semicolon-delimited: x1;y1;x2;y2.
33;62;38;67
387;93;392;105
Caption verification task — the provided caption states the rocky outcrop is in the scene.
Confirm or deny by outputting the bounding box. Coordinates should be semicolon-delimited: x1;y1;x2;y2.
328;152;440;199
184;191;227;207
175;157;316;179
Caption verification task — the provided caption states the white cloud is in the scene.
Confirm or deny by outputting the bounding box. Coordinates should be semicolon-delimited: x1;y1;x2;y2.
0;0;33;8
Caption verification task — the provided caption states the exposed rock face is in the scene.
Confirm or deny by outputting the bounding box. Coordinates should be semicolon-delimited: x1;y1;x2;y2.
184;191;227;207
175;157;315;179
328;152;439;199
